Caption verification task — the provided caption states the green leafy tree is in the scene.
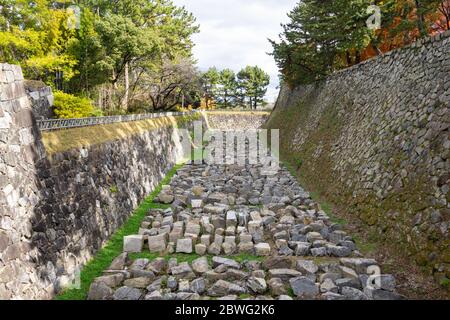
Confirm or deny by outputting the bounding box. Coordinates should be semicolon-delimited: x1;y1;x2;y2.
0;0;78;85
237;66;270;110
271;0;446;86
270;0;375;85
201;67;220;109
217;69;237;109
67;8;107;94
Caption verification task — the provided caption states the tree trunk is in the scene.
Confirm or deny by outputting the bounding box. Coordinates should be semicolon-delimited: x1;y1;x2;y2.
355;51;361;64
122;62;129;111
346;51;352;66
415;0;428;37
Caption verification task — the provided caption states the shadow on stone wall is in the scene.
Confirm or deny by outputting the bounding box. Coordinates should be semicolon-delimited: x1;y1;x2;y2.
28;126;180;294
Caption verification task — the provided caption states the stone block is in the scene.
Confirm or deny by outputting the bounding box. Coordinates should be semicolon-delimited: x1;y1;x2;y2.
176;238;193;254
200;235;211;246
148;234;167;253
169;229;183;243
123;235;144;253
238;242;254;254
222;242;236;255
238;233;253;243
226;211;237;228
185;222;201;236
255;243;271;256
195;243;207;255
214;234;224;246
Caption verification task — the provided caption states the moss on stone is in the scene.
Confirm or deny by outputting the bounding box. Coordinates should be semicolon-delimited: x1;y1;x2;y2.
265;88;448;277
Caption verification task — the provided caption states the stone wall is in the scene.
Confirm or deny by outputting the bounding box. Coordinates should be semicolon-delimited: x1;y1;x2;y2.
266;31;449;282
0;63;196;299
24;81;54;120
0;63;47;299
204;111;269;130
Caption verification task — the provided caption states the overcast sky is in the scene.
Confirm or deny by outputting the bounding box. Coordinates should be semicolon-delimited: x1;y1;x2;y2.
172;0;296;103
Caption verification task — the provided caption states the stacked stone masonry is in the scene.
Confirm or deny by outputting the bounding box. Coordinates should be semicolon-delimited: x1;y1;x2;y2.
268;31;450;280
24;80;54;120
205;112;269;131
0;63;197;299
90;157;402;300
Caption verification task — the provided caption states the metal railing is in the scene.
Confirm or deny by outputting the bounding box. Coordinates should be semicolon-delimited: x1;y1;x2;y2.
37;111;198;131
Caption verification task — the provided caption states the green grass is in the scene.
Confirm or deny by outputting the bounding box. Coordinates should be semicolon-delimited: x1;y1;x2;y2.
55;163;183;300
353;234;378;255
287;287;295;298
223;253;264;263
440;277;449;289
309;191;347;225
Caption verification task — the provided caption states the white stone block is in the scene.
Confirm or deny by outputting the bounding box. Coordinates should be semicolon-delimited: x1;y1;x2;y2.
123;235;144;253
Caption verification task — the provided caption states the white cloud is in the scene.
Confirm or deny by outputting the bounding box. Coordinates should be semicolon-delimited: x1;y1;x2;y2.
172;0;296;102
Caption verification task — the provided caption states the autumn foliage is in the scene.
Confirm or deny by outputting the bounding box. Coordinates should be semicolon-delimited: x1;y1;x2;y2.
271;0;449;87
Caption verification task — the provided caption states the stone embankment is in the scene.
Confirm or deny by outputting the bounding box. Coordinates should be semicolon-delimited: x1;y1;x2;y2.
266;30;450;282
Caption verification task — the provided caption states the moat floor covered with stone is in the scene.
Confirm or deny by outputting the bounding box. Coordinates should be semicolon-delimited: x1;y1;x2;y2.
87;161;404;300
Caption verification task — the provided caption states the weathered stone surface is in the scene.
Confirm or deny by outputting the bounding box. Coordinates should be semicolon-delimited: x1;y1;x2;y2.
207;280;246;297
269;31;450;279
263;257;293;270
326;244;351;257
289;277;319;298
320;278;338;293
176;238;193;254
148;234;167;253
171;262;195;280
88;281;114;300
226;211;237;228
195;243;207;255
145;290;163;300
341;287;368;300
339;258;378;274
113;286;143;300
295;242;311;256
268;269;302;281
212;257;241;270
190;278;207;294
95;274;124;288
192;257;210;274
124;235;144;253
123;277;153;289
247;277;267;294
255;243;271;256
268;278;287;296
208;243;222;255
296;260;319;274
222;242;236;255
109;253;129;270
238;242;254;254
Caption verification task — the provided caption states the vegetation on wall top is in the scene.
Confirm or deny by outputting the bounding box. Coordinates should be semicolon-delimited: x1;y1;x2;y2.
270;0;450;86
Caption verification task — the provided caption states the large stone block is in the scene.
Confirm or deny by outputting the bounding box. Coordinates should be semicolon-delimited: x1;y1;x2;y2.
148;234;167;253
123;235;144;253
176;238;193;254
